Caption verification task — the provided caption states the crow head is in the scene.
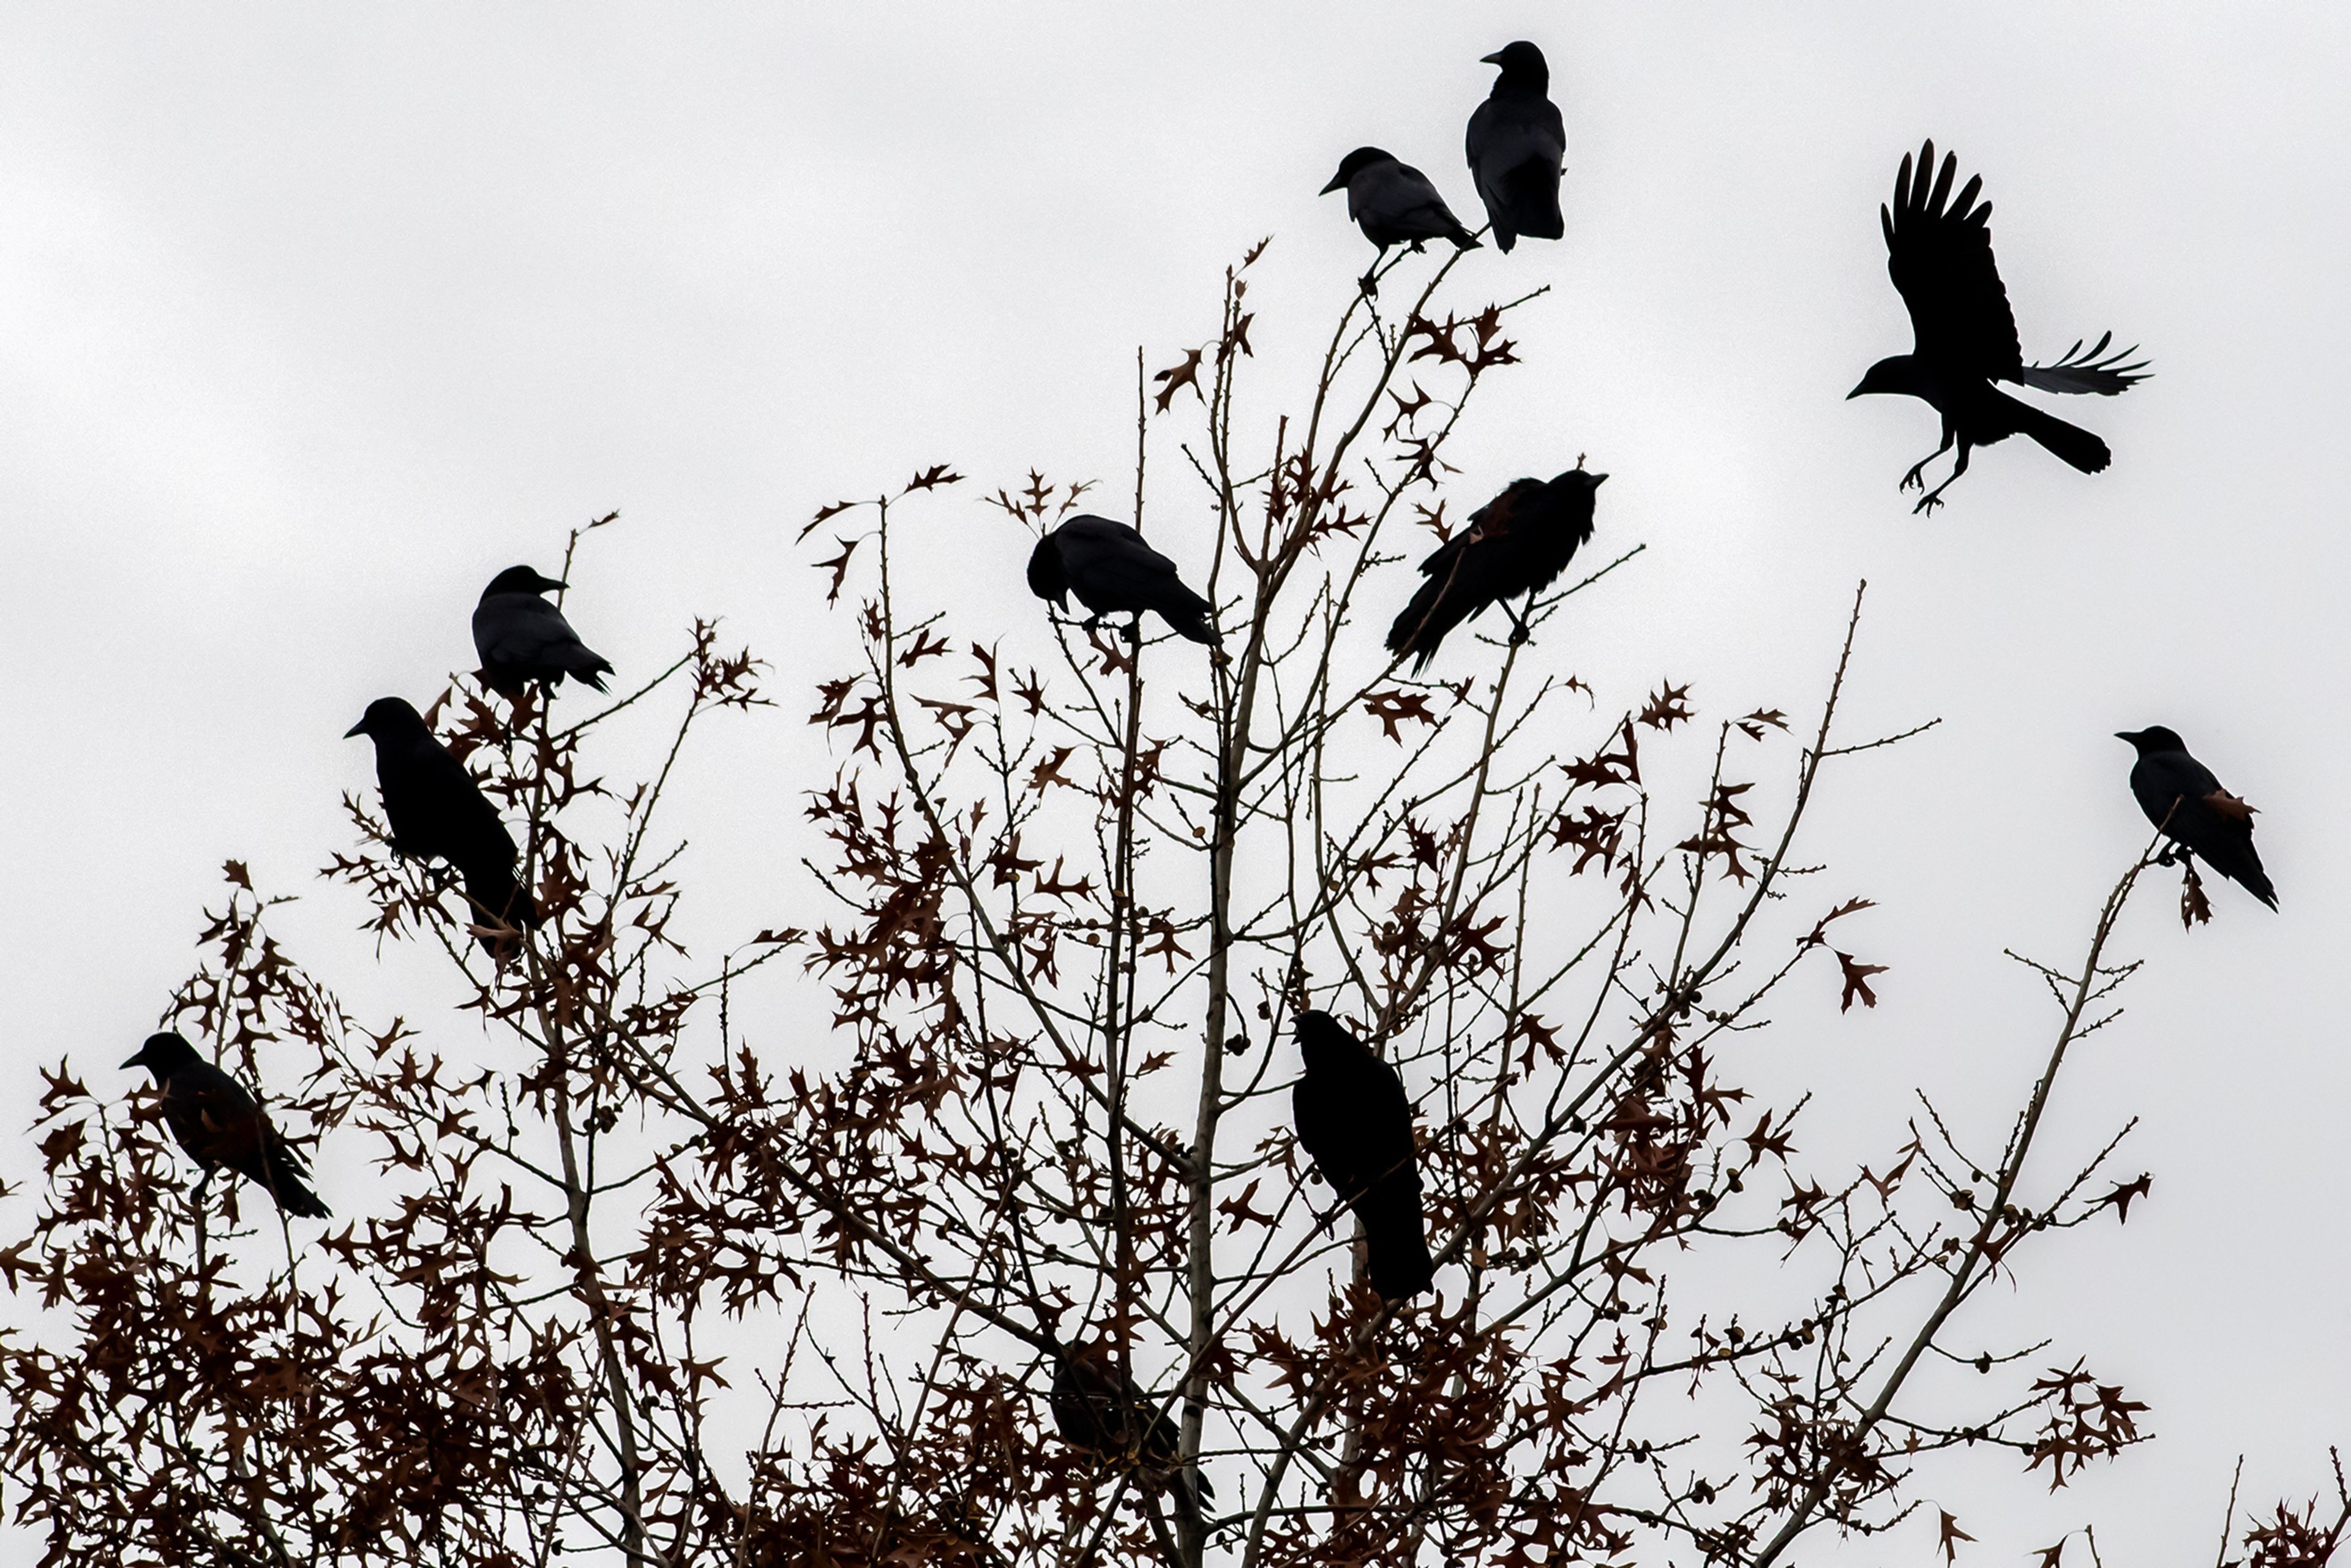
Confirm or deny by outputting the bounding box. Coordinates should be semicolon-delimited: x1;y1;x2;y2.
1480;40;1548;88
122;1030;201;1077
2115;727;2186;756
1026;535;1069;609
345;696;429;741
1847;356;1927;400
1321;147;1395;196
482;565;566;601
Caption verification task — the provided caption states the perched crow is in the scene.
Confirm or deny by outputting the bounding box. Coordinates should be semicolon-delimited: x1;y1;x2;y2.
1051;1340;1211;1513
346;696;539;945
2117;727;2277;909
1850;140;2149;514
1385;468;1603;670
1027;516;1221;645
473;565;613;699
122;1032;330;1219
1466;41;1565;253
1321;147;1479;291
1291;1011;1434;1303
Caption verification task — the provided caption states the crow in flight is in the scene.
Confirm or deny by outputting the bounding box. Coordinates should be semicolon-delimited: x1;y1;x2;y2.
473;566;613;700
1321;147;1479;292
1050;1339;1212;1516
2117;727;2277;909
1027;515;1221;645
1385;468;1603;671
1466;41;1565;253
1850;140;2149;514
1291;1011;1434;1303
346;696;539;947
122;1032;330;1218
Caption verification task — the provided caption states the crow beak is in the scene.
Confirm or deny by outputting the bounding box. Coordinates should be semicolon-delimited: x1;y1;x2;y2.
536;574;568;593
1845;381;1867;400
120;1051;144;1070
2113;731;2140;744
344;719;367;738
1319;173;1347;195
1480;50;1505;64
1589;473;1608;486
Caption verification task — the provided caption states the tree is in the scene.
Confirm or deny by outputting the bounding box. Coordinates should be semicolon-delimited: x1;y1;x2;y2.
2;242;2336;1568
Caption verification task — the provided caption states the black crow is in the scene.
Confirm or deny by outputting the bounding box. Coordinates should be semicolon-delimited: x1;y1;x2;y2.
473;565;613;700
1850;140;2149;514
346;696;539;946
1027;515;1220;645
1466;41;1565;253
2117;727;2277;909
1291;1011;1434;1303
1050;1340;1211;1513
122;1032;330;1218
1386;468;1603;670
1321;147;1479;292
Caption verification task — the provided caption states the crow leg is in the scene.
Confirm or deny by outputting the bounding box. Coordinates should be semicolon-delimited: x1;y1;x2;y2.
1911;441;1972;515
1900;428;1956;493
1125;615;1142;647
1501;592;1535;646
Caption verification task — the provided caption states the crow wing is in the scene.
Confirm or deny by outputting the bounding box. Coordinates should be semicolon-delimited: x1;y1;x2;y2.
1466;93;1566;244
2133;751;2275;907
1351;158;1474;247
1052;516;1219;642
2017;332;2151;397
1883;141;2022;381
473;595;612;689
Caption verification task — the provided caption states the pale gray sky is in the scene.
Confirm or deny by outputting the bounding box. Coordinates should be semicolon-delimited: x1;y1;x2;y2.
3;5;2345;1561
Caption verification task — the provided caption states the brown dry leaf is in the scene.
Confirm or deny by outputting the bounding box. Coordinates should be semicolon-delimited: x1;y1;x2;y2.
1152;347;1205;412
1938;1509;1976;1562
1836;951;1888;1013
2203;789;2256;820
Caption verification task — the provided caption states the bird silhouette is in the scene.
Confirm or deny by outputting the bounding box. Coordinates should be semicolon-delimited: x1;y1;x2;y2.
1049;1338;1211;1517
473;565;613;700
1321;146;1479;293
1850;140;2148;514
1386;468;1603;670
346;697;539;950
122;1032;329;1218
1027;516;1220;645
2117;728;2276;909
1466;41;1565;253
1291;1011;1434;1303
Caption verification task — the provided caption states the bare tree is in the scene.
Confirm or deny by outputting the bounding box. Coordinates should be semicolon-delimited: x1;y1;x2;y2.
0;242;2328;1568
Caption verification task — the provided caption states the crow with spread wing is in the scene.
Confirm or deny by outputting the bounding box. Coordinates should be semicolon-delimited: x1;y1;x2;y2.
2117;727;2277;909
1850;140;2148;514
1385;467;1602;670
1027;514;1220;645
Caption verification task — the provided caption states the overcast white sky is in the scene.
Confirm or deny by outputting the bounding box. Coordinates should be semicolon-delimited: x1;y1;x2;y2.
4;5;2347;1562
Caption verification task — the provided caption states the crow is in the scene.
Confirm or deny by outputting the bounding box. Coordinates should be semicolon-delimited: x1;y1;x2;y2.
1466;41;1565;253
122;1032;330;1218
346;696;539;947
1385;468;1603;670
1291;1011;1434;1303
2116;727;2277;909
1027;515;1220;645
1850;140;2149;514
1050;1339;1212;1515
1321;147;1479;292
473;565;613;700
